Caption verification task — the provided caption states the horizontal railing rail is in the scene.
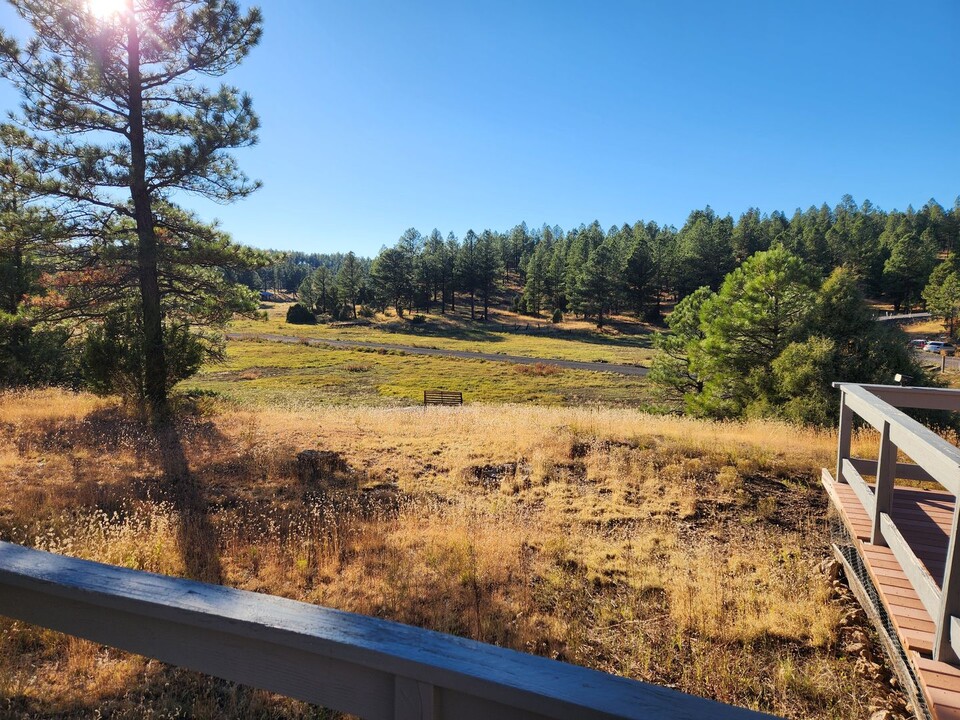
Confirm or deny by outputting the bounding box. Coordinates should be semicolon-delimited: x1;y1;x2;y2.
0;542;773;720
833;383;960;663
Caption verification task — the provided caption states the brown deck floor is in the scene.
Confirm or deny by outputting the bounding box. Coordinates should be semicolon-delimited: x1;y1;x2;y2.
822;470;960;720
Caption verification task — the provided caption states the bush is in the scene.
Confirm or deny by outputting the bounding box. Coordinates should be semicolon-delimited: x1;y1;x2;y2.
358;305;375;318
551;308;563;324
0;315;79;389
344;362;372;373
286;303;316;325
515;362;562;376
410;314;426;325
82;306;209;403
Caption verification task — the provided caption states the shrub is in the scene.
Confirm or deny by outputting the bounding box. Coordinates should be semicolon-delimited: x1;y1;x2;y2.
358;305;375;318
81;306;209;403
410;314;426;324
0;315;79;389
286;303;316;325
330;304;354;321
344;362;372;373
551;308;563;324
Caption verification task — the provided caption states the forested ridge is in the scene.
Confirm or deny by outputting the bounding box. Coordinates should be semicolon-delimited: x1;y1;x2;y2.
258;195;960;326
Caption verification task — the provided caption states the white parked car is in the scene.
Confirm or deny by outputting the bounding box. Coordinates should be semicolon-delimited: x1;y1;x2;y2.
923;341;956;356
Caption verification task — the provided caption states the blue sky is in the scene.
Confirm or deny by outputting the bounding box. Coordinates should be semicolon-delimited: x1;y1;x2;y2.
1;1;958;256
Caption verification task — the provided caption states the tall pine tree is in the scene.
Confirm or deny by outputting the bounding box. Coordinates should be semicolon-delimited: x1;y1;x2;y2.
0;0;264;418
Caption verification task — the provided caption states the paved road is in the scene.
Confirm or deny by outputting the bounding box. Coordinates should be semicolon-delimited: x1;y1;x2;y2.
916;349;960;372
226;332;650;377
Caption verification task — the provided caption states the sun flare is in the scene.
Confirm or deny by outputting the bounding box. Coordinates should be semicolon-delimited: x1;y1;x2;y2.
86;0;127;20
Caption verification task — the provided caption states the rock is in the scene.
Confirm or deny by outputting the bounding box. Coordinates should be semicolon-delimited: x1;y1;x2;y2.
821;557;842;582
846;640;877;668
839;608;866;627
843;628;870;647
854;655;880;677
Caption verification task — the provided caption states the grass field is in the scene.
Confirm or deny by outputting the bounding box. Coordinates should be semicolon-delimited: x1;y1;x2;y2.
184;338;655;409
0;390;910;719
229;302;657;366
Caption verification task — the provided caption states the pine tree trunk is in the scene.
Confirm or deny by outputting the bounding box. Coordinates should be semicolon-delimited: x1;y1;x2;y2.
126;8;167;419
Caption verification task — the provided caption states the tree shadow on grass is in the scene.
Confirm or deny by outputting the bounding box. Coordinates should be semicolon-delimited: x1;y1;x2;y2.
150;420;224;585
11;406;227;585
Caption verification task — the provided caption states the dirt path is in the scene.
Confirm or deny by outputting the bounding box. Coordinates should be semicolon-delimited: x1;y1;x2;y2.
226;332;650;376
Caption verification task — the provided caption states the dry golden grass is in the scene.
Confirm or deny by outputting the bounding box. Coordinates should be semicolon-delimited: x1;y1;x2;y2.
0;390;910;719
903;318;948;339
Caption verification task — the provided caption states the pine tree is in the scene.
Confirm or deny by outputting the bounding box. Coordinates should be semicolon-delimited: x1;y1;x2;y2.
476;230;502;320
674;208;735;296
522;241;550;314
371;247;411;316
691;248;819;417
456;230;479;319
336;252;362;318
574;238;622;328
648;286;712;410
422;229;446;309
883;228;937;312
444;232;459;312
0;0;264;418
923;259;960;337
0;135;77;386
623;224;656;319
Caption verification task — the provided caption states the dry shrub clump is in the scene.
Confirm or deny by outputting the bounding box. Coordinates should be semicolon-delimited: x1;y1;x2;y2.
0;390;909;719
514;362;562;376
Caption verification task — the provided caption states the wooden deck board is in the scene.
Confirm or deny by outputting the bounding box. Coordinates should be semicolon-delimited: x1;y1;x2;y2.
825;471;960;718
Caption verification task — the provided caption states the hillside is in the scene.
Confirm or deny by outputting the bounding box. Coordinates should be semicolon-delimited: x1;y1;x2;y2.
0;390;910;719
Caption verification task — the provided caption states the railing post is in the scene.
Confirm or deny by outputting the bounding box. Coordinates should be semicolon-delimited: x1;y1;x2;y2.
934;506;960;663
836;390;853;483
395;676;436;720
871;421;896;546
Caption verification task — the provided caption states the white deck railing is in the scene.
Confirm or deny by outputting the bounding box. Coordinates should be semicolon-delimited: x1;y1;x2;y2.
834;382;960;663
0;541;774;719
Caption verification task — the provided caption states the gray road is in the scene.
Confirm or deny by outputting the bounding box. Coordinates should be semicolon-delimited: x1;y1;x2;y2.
226;332;650;376
916;349;960;372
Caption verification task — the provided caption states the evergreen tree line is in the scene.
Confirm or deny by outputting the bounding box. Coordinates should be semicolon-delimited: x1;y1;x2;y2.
228;251;364;296
291;195;960;329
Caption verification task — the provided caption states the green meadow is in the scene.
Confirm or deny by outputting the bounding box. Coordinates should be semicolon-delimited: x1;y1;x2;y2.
184;338;655;409
228;302;656;366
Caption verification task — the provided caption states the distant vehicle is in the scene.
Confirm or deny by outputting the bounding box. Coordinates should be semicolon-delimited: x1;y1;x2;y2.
923;341;956;355
909;339;928;349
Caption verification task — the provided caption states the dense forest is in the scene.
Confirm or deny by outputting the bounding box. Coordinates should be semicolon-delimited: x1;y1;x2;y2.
263;195;960;328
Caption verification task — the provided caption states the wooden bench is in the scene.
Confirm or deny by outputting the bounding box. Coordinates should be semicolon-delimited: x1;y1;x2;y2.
424;390;463;406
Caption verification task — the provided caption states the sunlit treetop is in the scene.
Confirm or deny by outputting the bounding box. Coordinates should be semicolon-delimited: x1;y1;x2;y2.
86;0;127;21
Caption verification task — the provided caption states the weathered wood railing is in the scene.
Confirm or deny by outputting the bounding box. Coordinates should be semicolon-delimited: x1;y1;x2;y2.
0;542;773;719
834;382;960;663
